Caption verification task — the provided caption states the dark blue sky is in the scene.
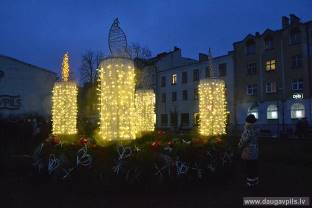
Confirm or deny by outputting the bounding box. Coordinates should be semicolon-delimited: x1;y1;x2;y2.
1;0;312;78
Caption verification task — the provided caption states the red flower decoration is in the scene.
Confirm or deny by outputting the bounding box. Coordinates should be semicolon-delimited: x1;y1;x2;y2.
51;136;60;145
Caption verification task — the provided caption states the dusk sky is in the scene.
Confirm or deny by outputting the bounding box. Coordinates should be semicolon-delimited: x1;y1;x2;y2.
1;0;312;79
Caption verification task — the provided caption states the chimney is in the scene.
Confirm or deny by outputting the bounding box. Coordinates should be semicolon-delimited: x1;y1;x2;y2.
290;14;300;25
199;53;208;62
282;16;289;29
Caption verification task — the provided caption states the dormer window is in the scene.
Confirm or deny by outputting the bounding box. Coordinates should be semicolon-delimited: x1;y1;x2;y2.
246;39;256;55
264;36;273;50
289;28;301;45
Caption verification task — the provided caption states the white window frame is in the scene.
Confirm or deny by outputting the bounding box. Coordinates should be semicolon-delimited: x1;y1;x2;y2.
267;104;278;120
248;107;259;119
291;103;305;119
265;82;277;93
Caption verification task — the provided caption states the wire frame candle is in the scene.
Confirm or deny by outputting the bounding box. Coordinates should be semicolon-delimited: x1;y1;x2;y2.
52;53;78;135
135;89;156;134
198;79;227;136
97;57;136;141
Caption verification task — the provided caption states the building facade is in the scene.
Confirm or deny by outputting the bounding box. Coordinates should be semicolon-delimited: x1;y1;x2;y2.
234;14;312;135
138;47;235;130
0;55;57;118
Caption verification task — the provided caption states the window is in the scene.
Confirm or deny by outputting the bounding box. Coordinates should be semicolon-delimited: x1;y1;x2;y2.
264;37;273;50
194;88;199;100
193;113;200;126
267;104;278;119
193;69;199;81
181;113;190;127
292;79;303;91
161;114;168;126
246;39;256;55
161;93;166;103
171;74;177;85
182;90;188;100
161;76;166;87
172;92;177;102
265;82;277;93
248;106;259;119
291;103;305;119
247;63;257;75
218;63;227;77
182;72;188;84
205;67;210;78
289;29;301;45
291;54;302;68
247;84;257;96
170;113;178;127
265;59;276;71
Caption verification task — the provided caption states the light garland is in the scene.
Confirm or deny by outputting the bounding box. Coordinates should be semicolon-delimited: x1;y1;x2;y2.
135;89;156;134
198;79;227;136
97;58;137;141
51;53;78;135
61;52;70;82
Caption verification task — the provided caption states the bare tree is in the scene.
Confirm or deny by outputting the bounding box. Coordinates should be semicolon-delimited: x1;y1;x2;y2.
127;42;152;59
80;50;104;84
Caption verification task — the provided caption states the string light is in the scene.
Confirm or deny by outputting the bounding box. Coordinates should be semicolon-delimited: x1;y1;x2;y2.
135;89;156;135
97;58;137;141
52;53;78;135
61;52;70;82
198;79;227;136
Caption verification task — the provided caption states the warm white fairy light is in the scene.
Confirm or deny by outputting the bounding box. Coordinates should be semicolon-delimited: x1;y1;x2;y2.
52;53;78;135
135;89;156;134
97;58;137;141
198;79;227;136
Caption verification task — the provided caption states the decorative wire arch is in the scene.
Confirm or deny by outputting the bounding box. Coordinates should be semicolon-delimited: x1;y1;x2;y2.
108;18;129;57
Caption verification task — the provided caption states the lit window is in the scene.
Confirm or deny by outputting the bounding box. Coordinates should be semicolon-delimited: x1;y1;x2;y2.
248;106;259;119
265;82;277;93
265;59;276;71
267;104;278;119
291;103;305;119
171;74;177;85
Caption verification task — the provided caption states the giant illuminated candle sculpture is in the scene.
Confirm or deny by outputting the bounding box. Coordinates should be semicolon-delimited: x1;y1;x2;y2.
135;89;156;134
51;53;78;135
97;18;137;141
198;51;227;136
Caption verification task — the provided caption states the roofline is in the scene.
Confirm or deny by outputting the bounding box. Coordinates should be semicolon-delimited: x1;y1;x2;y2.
233;19;312;45
0;54;57;75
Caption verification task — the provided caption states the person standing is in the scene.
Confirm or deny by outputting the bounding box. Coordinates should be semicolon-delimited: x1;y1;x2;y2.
239;114;259;187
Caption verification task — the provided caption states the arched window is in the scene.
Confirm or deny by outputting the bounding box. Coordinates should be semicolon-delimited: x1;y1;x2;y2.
267;104;278;119
248;106;259;119
291;103;305;119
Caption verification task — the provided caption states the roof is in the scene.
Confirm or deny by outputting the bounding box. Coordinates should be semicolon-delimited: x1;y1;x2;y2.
0;54;57;75
233;19;312;46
